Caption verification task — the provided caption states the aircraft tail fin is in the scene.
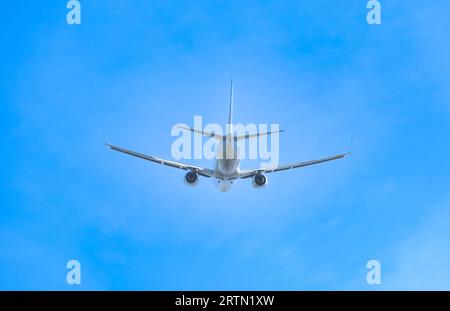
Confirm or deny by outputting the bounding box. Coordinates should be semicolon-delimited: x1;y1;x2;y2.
228;79;233;126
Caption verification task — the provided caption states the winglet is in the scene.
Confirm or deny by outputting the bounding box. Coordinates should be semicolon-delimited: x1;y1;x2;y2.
102;122;113;149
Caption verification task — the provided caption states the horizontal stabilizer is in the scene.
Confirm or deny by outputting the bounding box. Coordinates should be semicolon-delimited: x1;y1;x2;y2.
177;125;224;139
235;129;284;141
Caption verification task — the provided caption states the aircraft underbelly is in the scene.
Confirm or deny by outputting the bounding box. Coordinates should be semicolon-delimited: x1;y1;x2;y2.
216;158;239;176
213;158;239;192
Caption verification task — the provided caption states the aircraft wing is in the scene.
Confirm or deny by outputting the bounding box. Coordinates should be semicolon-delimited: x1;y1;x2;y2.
106;143;215;178
238;152;350;179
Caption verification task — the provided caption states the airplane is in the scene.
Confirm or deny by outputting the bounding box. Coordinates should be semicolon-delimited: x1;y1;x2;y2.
106;80;350;192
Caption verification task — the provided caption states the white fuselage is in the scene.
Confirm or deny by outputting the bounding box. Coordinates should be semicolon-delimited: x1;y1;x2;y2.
213;138;240;192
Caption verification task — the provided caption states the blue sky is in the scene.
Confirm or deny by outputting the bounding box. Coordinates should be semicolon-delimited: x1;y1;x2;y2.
1;0;450;290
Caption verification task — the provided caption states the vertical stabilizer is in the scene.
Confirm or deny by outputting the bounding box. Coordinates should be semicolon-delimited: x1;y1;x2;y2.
227;79;234;136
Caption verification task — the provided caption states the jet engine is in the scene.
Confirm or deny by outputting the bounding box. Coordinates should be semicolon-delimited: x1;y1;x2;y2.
252;174;268;188
184;171;199;186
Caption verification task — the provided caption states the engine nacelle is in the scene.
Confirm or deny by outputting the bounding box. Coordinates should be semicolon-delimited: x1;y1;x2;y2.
252;174;268;188
184;171;199;186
